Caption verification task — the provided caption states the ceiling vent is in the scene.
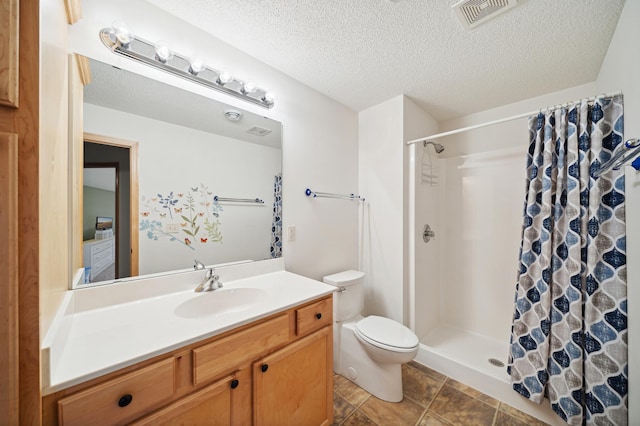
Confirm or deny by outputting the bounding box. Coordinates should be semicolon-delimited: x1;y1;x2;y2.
247;126;272;137
452;0;517;29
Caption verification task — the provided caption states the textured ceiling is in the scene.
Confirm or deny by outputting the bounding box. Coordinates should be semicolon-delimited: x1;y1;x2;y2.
145;0;625;121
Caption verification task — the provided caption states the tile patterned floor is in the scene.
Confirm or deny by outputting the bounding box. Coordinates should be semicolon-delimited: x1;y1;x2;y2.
333;361;550;426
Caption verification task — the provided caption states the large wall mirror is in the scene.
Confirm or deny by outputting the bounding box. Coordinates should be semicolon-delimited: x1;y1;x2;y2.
77;57;283;288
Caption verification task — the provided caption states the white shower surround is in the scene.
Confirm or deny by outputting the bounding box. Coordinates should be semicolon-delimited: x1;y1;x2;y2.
412;145;565;425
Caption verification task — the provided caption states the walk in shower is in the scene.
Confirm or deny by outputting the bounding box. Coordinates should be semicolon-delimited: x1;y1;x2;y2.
409;141;564;424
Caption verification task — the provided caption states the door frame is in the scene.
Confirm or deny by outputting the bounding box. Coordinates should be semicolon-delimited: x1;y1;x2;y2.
83;133;139;277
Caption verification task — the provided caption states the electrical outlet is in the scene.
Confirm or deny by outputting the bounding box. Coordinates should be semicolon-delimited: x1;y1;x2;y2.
287;225;296;242
166;223;180;233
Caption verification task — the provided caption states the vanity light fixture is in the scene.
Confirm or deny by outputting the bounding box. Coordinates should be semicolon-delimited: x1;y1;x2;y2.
100;23;276;109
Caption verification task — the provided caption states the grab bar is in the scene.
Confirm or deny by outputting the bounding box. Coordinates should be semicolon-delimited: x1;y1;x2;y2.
593;138;640;177
305;188;365;202
213;196;264;204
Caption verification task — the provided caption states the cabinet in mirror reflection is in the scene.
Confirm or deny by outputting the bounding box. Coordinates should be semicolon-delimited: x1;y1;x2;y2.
75;56;283;288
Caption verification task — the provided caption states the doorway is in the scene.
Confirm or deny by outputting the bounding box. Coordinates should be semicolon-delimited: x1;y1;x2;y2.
83;133;139;280
83;164;118;281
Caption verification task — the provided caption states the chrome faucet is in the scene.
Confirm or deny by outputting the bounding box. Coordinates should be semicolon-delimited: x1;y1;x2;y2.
194;268;223;292
194;259;206;270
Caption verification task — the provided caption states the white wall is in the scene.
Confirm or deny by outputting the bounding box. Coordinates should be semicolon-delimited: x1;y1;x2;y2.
404;99;439;335
68;0;359;281
359;96;404;321
359;95;437;325
84;104;280;275
439;82;597;157
596;0;639;422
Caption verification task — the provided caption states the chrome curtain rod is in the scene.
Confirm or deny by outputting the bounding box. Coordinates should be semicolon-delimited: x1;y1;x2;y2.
214;196;264;204
305;188;365;202
594;138;640;177
406;91;623;146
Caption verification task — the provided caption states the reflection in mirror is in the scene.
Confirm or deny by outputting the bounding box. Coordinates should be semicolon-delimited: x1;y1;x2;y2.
79;57;283;287
83;166;118;283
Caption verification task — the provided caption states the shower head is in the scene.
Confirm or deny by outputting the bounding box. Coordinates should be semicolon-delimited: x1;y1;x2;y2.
424;141;445;154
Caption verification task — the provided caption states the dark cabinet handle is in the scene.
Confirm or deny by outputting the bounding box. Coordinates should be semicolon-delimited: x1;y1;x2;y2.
261;364;269;373
230;379;239;389
118;394;133;407
315;313;322;320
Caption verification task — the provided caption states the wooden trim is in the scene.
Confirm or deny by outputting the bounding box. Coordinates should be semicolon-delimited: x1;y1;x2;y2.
69;54;84;274
0;132;19;424
129;143;139;276
63;0;82;24
0;0;19;108
17;0;41;422
74;54;91;86
83;133;140;277
84;132;139;149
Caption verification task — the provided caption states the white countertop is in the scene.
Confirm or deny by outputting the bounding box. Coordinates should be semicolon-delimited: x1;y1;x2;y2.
41;259;335;394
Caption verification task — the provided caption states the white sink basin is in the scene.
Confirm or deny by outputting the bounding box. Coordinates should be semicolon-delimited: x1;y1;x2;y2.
174;288;267;319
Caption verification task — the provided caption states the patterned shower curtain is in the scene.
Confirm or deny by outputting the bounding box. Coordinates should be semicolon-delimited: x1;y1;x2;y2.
508;95;628;425
270;173;282;258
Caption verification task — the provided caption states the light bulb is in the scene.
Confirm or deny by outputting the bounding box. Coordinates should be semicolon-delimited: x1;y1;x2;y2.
111;21;133;49
216;70;233;85
263;91;276;104
242;81;256;94
154;42;174;63
188;57;207;75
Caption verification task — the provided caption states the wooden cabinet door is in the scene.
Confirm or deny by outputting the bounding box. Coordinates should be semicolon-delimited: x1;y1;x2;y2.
0;0;19;107
253;327;333;426
132;369;250;426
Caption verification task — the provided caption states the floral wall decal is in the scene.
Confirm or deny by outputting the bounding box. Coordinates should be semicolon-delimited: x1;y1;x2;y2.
141;183;223;250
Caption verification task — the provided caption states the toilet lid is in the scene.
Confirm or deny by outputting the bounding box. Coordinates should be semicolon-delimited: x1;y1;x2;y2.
356;316;419;349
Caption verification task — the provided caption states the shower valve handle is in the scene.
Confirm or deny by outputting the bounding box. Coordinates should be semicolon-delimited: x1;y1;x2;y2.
423;224;436;243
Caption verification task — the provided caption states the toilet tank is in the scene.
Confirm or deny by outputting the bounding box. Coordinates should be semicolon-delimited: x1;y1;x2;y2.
323;270;365;322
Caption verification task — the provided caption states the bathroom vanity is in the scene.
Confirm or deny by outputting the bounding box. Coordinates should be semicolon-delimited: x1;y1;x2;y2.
41;261;335;425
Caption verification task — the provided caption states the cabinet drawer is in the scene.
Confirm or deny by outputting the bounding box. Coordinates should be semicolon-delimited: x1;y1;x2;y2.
91;239;112;255
58;358;176;426
93;246;113;263
93;251;113;272
296;296;332;336
193;314;289;386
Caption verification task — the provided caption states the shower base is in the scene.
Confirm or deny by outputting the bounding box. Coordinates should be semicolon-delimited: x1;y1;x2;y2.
415;324;565;426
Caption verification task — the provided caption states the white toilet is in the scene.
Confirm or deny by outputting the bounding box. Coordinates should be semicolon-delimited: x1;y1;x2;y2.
323;270;419;402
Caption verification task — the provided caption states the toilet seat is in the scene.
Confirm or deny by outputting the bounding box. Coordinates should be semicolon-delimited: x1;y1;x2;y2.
355;316;419;352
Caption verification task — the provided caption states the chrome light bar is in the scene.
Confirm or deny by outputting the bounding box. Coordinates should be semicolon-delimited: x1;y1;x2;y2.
99;27;275;109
